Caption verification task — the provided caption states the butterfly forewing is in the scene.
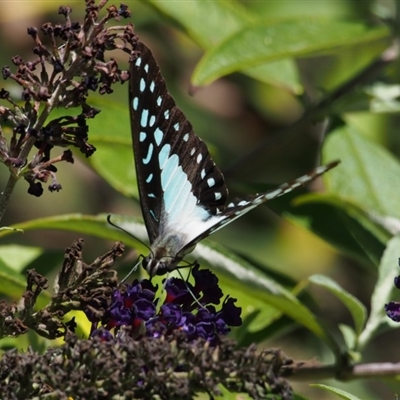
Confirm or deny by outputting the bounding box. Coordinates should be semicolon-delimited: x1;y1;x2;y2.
129;42;228;244
129;40;339;276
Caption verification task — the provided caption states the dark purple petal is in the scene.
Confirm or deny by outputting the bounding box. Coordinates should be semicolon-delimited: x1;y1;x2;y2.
192;266;223;305
196;307;215;323
160;303;183;326
135;298;156;321
394;276;400;290
181;321;196;336
145;317;167;338
164;278;193;306
214;317;230;335
91;328;114;341
196;321;215;340
217;297;242;327
108;306;134;326
124;280;157;304
386;302;400;322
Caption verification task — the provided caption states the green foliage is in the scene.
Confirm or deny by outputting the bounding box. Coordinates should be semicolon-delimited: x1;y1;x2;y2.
1;0;400;398
310;384;363;400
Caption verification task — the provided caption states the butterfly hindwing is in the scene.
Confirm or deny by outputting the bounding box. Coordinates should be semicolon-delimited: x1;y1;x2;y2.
129;42;228;244
176;161;338;257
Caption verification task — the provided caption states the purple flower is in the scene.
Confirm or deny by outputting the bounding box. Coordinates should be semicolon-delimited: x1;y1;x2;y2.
90;267;242;344
385;302;400;322
91;328;114;341
385;258;400;323
103;280;157;336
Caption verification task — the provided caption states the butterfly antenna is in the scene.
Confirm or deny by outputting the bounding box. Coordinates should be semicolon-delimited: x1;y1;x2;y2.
107;215;152;253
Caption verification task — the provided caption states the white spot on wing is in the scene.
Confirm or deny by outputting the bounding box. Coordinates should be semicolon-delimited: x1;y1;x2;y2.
139;131;146;142
143;143;154;165
132;97;139;111
146;173;153;183
296;175;313;184
140;78;146;92
154;128;163;146
144;64;149;73
150;81;155;92
135;57;142;67
265;189;283;200
159;144;171;168
141;109;149;127
207;178;215;187
183;133;189;142
315;165;328;174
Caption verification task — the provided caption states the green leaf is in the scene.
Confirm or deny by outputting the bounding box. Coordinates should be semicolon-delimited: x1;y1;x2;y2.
358;235;400;349
193;20;389;85
146;0;254;48
275;193;389;267
0;245;43;273
0;245;52;308
0;214;148;251
310;384;362;400
145;0;301;90
169;239;340;352
0;258;27;298
87;98;136;197
338;324;358;356
0;258;50;309
323;125;400;218
309;274;367;340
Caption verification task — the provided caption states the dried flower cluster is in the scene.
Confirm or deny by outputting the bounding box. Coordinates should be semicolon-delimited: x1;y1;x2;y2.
0;333;293;400
0;1;136;197
0;239;121;339
0;237;293;399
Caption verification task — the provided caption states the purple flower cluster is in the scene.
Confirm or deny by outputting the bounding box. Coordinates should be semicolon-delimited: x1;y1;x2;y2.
91;265;242;345
385;259;400;322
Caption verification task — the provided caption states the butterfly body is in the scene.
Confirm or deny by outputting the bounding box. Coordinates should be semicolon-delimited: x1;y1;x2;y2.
129;41;338;277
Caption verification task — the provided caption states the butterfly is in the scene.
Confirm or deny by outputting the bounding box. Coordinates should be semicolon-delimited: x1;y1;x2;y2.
129;41;338;277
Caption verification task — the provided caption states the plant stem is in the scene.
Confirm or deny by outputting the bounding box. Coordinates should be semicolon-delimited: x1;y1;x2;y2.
287;360;400;381
0;173;18;224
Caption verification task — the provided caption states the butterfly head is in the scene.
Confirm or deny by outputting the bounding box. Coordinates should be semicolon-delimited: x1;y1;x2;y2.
142;255;168;277
142;251;182;277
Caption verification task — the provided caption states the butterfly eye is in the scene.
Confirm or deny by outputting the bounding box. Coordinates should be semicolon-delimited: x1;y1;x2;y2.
154;264;165;276
142;256;162;277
